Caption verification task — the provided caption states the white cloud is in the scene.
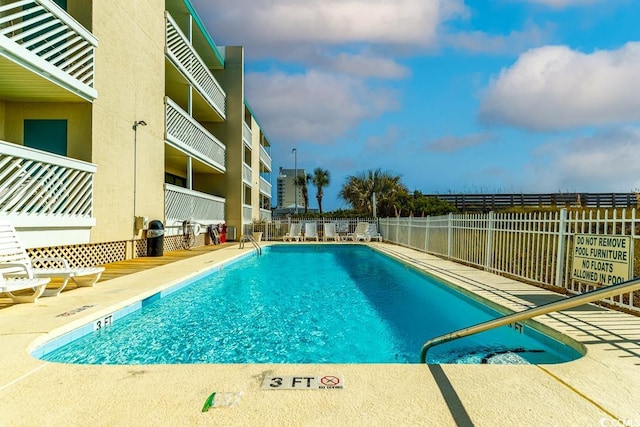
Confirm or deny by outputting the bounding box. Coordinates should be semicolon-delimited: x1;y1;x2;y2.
511;0;602;7
192;0;466;47
245;70;399;144
363;126;403;153
328;53;410;79
426;133;494;152
479;42;640;131
527;128;640;191
445;22;552;55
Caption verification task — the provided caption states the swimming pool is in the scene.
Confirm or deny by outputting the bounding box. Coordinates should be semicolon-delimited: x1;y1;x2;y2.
38;245;583;364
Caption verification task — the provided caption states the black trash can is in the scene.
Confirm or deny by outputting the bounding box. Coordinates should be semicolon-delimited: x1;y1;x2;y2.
146;220;164;257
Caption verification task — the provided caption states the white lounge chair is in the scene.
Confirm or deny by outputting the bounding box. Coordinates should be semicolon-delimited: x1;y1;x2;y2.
323;223;340;241
303;222;319;241
283;223;302;242
346;222;371;242
0;270;50;303
0;220;105;297
367;224;383;242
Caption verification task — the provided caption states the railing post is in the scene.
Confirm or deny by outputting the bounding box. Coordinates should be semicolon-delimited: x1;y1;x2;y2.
425;216;430;253
555;208;568;289
396;216;400;244
485;211;495;271
447;212;453;259
408;216;413;248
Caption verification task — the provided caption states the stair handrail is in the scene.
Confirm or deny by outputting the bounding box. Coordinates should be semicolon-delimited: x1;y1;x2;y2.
239;234;262;255
420;277;640;363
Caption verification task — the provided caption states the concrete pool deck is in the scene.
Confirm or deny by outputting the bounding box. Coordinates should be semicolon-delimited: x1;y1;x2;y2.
1;242;639;426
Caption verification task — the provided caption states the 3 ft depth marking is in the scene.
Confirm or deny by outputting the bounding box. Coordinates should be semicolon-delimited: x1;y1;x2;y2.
261;375;344;390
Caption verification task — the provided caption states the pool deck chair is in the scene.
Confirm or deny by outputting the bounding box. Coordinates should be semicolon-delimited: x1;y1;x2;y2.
0;271;50;303
367;224;383;242
283;223;302;242
323;223;340;241
346;222;371;242
303;222;319;241
0;220;104;297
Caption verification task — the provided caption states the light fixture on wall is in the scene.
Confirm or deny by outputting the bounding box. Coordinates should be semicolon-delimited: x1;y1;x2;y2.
133;120;147;130
132;120;147;235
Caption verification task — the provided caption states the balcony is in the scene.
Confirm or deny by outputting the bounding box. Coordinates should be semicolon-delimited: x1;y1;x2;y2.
164;184;225;234
242;204;252;223
242;163;252;185
259;144;271;172
0;139;96;247
259;176;271;196
242;121;252;149
259;208;272;221
0;0;97;102
165;12;225;120
165;97;225;171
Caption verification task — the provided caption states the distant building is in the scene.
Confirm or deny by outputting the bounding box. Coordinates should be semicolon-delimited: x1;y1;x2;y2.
276;167;307;214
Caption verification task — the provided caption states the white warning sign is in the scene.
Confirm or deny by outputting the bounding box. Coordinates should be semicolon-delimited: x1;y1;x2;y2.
571;234;633;285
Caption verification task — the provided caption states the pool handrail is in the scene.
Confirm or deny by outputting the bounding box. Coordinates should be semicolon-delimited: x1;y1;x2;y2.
420;277;640;363
239;234;262;255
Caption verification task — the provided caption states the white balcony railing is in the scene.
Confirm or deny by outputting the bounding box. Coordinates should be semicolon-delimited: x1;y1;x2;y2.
0;0;98;100
243;204;252;223
242;121;252;149
164;184;225;232
165;12;225;118
0;140;96;247
259;144;271;171
260;208;272;221
0;139;96;221
165;98;225;171
259;176;271;196
242;163;252;185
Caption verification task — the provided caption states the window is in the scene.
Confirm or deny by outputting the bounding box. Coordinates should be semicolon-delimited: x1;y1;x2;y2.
165;173;187;188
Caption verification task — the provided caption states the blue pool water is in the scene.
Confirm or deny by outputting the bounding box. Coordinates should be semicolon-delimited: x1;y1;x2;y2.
40;245;582;364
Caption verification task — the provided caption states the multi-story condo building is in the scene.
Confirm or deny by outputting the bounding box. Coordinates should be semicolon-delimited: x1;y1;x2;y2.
0;0;272;262
276;167;306;214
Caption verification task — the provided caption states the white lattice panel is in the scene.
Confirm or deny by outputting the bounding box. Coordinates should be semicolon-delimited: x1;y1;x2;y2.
165;98;225;169
165;12;225;117
0;0;97;93
0;141;96;218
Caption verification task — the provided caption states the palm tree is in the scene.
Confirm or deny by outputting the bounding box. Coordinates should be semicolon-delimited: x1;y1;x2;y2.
295;173;311;214
339;169;407;216
312;168;330;213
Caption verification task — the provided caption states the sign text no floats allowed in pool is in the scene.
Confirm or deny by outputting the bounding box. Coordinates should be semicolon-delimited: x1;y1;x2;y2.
571;234;633;286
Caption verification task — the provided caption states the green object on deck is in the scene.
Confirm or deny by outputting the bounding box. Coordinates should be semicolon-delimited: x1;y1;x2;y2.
201;392;216;412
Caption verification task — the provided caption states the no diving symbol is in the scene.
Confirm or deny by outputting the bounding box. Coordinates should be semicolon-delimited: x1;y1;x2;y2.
320;376;340;387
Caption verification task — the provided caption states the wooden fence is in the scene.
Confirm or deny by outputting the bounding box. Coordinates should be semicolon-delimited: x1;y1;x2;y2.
428;192;638;212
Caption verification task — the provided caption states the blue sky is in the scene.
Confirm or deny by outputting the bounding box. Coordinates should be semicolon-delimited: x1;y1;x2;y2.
192;0;640;211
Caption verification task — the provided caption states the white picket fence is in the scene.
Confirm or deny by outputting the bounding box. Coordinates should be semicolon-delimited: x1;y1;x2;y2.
247;217;376;241
380;209;640;314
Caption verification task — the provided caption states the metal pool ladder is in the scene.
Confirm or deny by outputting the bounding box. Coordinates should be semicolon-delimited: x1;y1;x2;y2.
239;234;262;255
420;277;640;363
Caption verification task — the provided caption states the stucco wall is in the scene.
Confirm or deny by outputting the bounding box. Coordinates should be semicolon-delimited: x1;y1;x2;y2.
0;100;5;140
3;103;92;161
90;1;166;242
251;119;260;219
212;46;245;232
